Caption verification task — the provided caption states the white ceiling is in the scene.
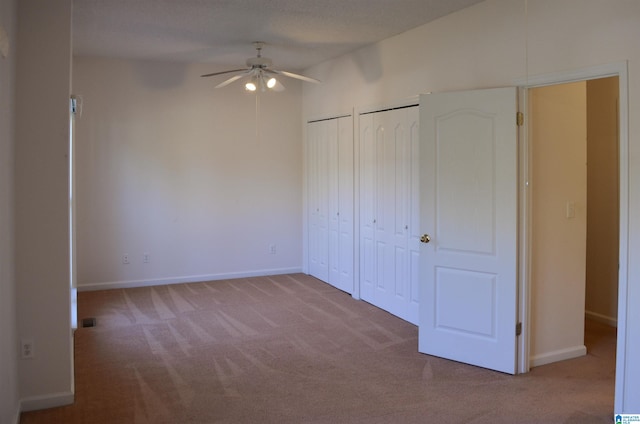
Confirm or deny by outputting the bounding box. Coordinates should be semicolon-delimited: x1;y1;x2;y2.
72;0;485;71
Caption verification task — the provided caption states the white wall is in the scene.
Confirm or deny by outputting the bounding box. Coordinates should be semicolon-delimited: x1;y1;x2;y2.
529;82;587;365
72;57;303;289
302;0;640;412
15;0;74;410
0;0;19;421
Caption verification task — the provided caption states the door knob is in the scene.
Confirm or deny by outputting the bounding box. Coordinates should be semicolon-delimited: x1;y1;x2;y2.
420;234;431;244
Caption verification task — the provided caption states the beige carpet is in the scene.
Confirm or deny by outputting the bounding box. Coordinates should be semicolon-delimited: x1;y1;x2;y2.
21;273;615;423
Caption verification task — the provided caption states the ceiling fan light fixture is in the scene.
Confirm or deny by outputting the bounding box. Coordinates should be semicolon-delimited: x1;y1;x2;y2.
245;73;275;93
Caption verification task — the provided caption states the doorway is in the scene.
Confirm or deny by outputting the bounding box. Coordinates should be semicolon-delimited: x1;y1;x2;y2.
415;64;628;407
528;77;619;397
528;76;619;366
585;77;620;330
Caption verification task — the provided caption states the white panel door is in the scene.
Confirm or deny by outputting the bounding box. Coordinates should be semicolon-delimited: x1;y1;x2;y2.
418;88;518;374
327;116;354;294
316;122;330;282
308;117;354;293
336;116;354;293
359;113;377;299
307;121;321;277
359;106;419;324
407;107;421;323
308;121;329;282
327;118;341;286
373;109;396;317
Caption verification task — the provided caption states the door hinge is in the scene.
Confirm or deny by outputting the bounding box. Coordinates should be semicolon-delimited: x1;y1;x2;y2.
516;322;522;336
516;111;524;126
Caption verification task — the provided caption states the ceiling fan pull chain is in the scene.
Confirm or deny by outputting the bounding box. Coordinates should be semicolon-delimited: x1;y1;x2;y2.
255;93;260;142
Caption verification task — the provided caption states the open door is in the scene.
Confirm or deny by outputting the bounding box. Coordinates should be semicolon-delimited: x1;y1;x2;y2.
418;88;519;374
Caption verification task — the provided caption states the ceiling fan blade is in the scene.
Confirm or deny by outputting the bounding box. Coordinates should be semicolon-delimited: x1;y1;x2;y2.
200;68;248;78
276;70;321;84
214;73;246;89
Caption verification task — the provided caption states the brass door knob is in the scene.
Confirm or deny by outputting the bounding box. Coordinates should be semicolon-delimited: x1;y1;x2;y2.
420;234;431;244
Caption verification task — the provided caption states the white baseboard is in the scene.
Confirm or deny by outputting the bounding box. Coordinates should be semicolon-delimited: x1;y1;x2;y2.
530;345;587;368
585;310;618;327
20;391;74;412
77;267;303;292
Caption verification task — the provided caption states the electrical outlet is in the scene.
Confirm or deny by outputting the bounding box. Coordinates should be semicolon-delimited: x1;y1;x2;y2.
21;339;34;359
122;254;130;264
269;244;277;254
143;253;150;263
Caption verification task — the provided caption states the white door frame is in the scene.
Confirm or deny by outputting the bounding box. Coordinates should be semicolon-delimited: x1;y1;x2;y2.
516;62;629;412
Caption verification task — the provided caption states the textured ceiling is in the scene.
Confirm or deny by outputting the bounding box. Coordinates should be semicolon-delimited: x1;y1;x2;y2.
73;0;485;71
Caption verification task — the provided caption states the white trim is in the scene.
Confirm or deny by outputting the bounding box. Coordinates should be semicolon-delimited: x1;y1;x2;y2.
514;62;626;87
351;106;361;300
12;407;20;424
20;391;74;412
530;345;587;368
302;115;310;275
77;267;303;292
345;111;357;297
515;61;629;411
517;87;531;374
357;95;419;116
586;310;618;328
614;62;630;414
306;111;354;124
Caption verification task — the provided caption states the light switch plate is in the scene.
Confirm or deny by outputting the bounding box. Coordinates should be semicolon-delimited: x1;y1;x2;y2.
566;201;576;219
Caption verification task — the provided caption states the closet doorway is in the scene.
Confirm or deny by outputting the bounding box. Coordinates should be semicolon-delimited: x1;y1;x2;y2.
528;76;619;370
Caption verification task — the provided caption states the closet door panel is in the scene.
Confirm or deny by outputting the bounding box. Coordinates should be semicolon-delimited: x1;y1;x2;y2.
327;119;341;287
358;106;419;325
307;117;354;294
359;114;376;300
317;122;330;281
393;118;409;302
374;110;397;311
337;116;354;293
308;121;329;282
407;107;420;321
308;122;321;278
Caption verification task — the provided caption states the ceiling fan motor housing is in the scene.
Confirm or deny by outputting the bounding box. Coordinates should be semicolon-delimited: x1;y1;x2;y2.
246;57;272;68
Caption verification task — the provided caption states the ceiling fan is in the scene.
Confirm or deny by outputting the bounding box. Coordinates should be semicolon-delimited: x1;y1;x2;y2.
201;42;321;92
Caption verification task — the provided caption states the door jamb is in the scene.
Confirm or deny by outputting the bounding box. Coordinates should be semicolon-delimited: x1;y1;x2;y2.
516;62;629;412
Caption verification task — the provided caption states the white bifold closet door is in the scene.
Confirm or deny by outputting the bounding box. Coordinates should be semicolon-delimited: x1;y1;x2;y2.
359;106;420;324
307;116;354;294
308;120;330;282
